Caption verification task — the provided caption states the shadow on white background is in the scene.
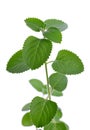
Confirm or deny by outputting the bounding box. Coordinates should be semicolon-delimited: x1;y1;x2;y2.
0;0;90;130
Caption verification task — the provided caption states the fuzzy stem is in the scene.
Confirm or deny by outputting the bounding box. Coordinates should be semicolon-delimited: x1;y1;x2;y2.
45;62;51;100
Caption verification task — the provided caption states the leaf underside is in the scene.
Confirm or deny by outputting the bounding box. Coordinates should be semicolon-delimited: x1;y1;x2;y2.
52;50;84;75
23;36;52;70
49;73;68;92
54;108;63;121
52;89;63;97
44;19;68;31
29;79;47;94
6;50;30;73
30;96;57;127
22;103;31;111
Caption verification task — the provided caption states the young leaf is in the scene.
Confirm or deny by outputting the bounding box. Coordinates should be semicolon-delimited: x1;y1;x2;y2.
54;108;63;121
44;121;69;130
29;79;47;94
25;18;45;32
6;50;30;73
22;103;31;111
43;27;62;43
22;112;33;126
44;19;68;31
49;73;68;92
52;90;63;97
52;50;84;75
30;96;57;127
23;36;52;70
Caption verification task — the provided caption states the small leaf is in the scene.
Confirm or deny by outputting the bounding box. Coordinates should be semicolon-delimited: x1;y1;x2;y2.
6;50;30;73
22;103;31;111
22;112;33;126
52;90;63;97
45;19;68;31
30;96;57;127
44;121;69;130
54;108;63;121
23;36;52;70
49;73;68;92
52;50;84;75
29;79;47;94
25;18;45;32
43;27;62;43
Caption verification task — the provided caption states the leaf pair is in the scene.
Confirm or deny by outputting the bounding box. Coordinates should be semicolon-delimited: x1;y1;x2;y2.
22;96;57;127
25;18;68;43
25;18;68;32
29;78;63;96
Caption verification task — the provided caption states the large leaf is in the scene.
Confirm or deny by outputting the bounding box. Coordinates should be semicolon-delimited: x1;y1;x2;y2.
23;36;52;70
29;79;47;94
30;96;57;127
44;19;68;31
43;27;62;43
44;121;69;130
6;50;30;73
22;112;33;126
52;50;84;75
49;73;68;92
22;103;31;111
25;18;45;32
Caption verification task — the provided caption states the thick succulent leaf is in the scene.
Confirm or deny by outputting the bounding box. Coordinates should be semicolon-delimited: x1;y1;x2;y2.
54;108;63;121
52;50;84;75
23;36;52;70
22;103;31;111
52;89;63;97
49;73;68;92
43;27;62;43
30;96;57;127
6;50;30;73
44;121;69;130
22;112;33;126
25;18;45;32
44;19;68;31
29;79;45;92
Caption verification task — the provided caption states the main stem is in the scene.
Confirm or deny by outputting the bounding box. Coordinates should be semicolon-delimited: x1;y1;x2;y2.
45;62;51;100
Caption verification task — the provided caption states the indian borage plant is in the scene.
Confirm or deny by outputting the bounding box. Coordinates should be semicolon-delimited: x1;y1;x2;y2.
6;18;84;130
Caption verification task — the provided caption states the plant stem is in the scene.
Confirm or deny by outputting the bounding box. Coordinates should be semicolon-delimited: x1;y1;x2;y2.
45;62;51;100
46;61;54;64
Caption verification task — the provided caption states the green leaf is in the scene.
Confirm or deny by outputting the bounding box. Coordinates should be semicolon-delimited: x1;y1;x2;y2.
30;96;57;127
54;108;63;121
22;112;33;126
22;103;31;111
43;27;62;43
29;79;47;94
44;19;68;31
49;73;68;92
52;50;84;75
23;36;52;70
25;18;45;32
44;121;69;130
52;90;63;97
6;50;30;73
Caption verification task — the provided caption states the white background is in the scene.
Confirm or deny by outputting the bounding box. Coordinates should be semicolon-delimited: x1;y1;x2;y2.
0;0;90;130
